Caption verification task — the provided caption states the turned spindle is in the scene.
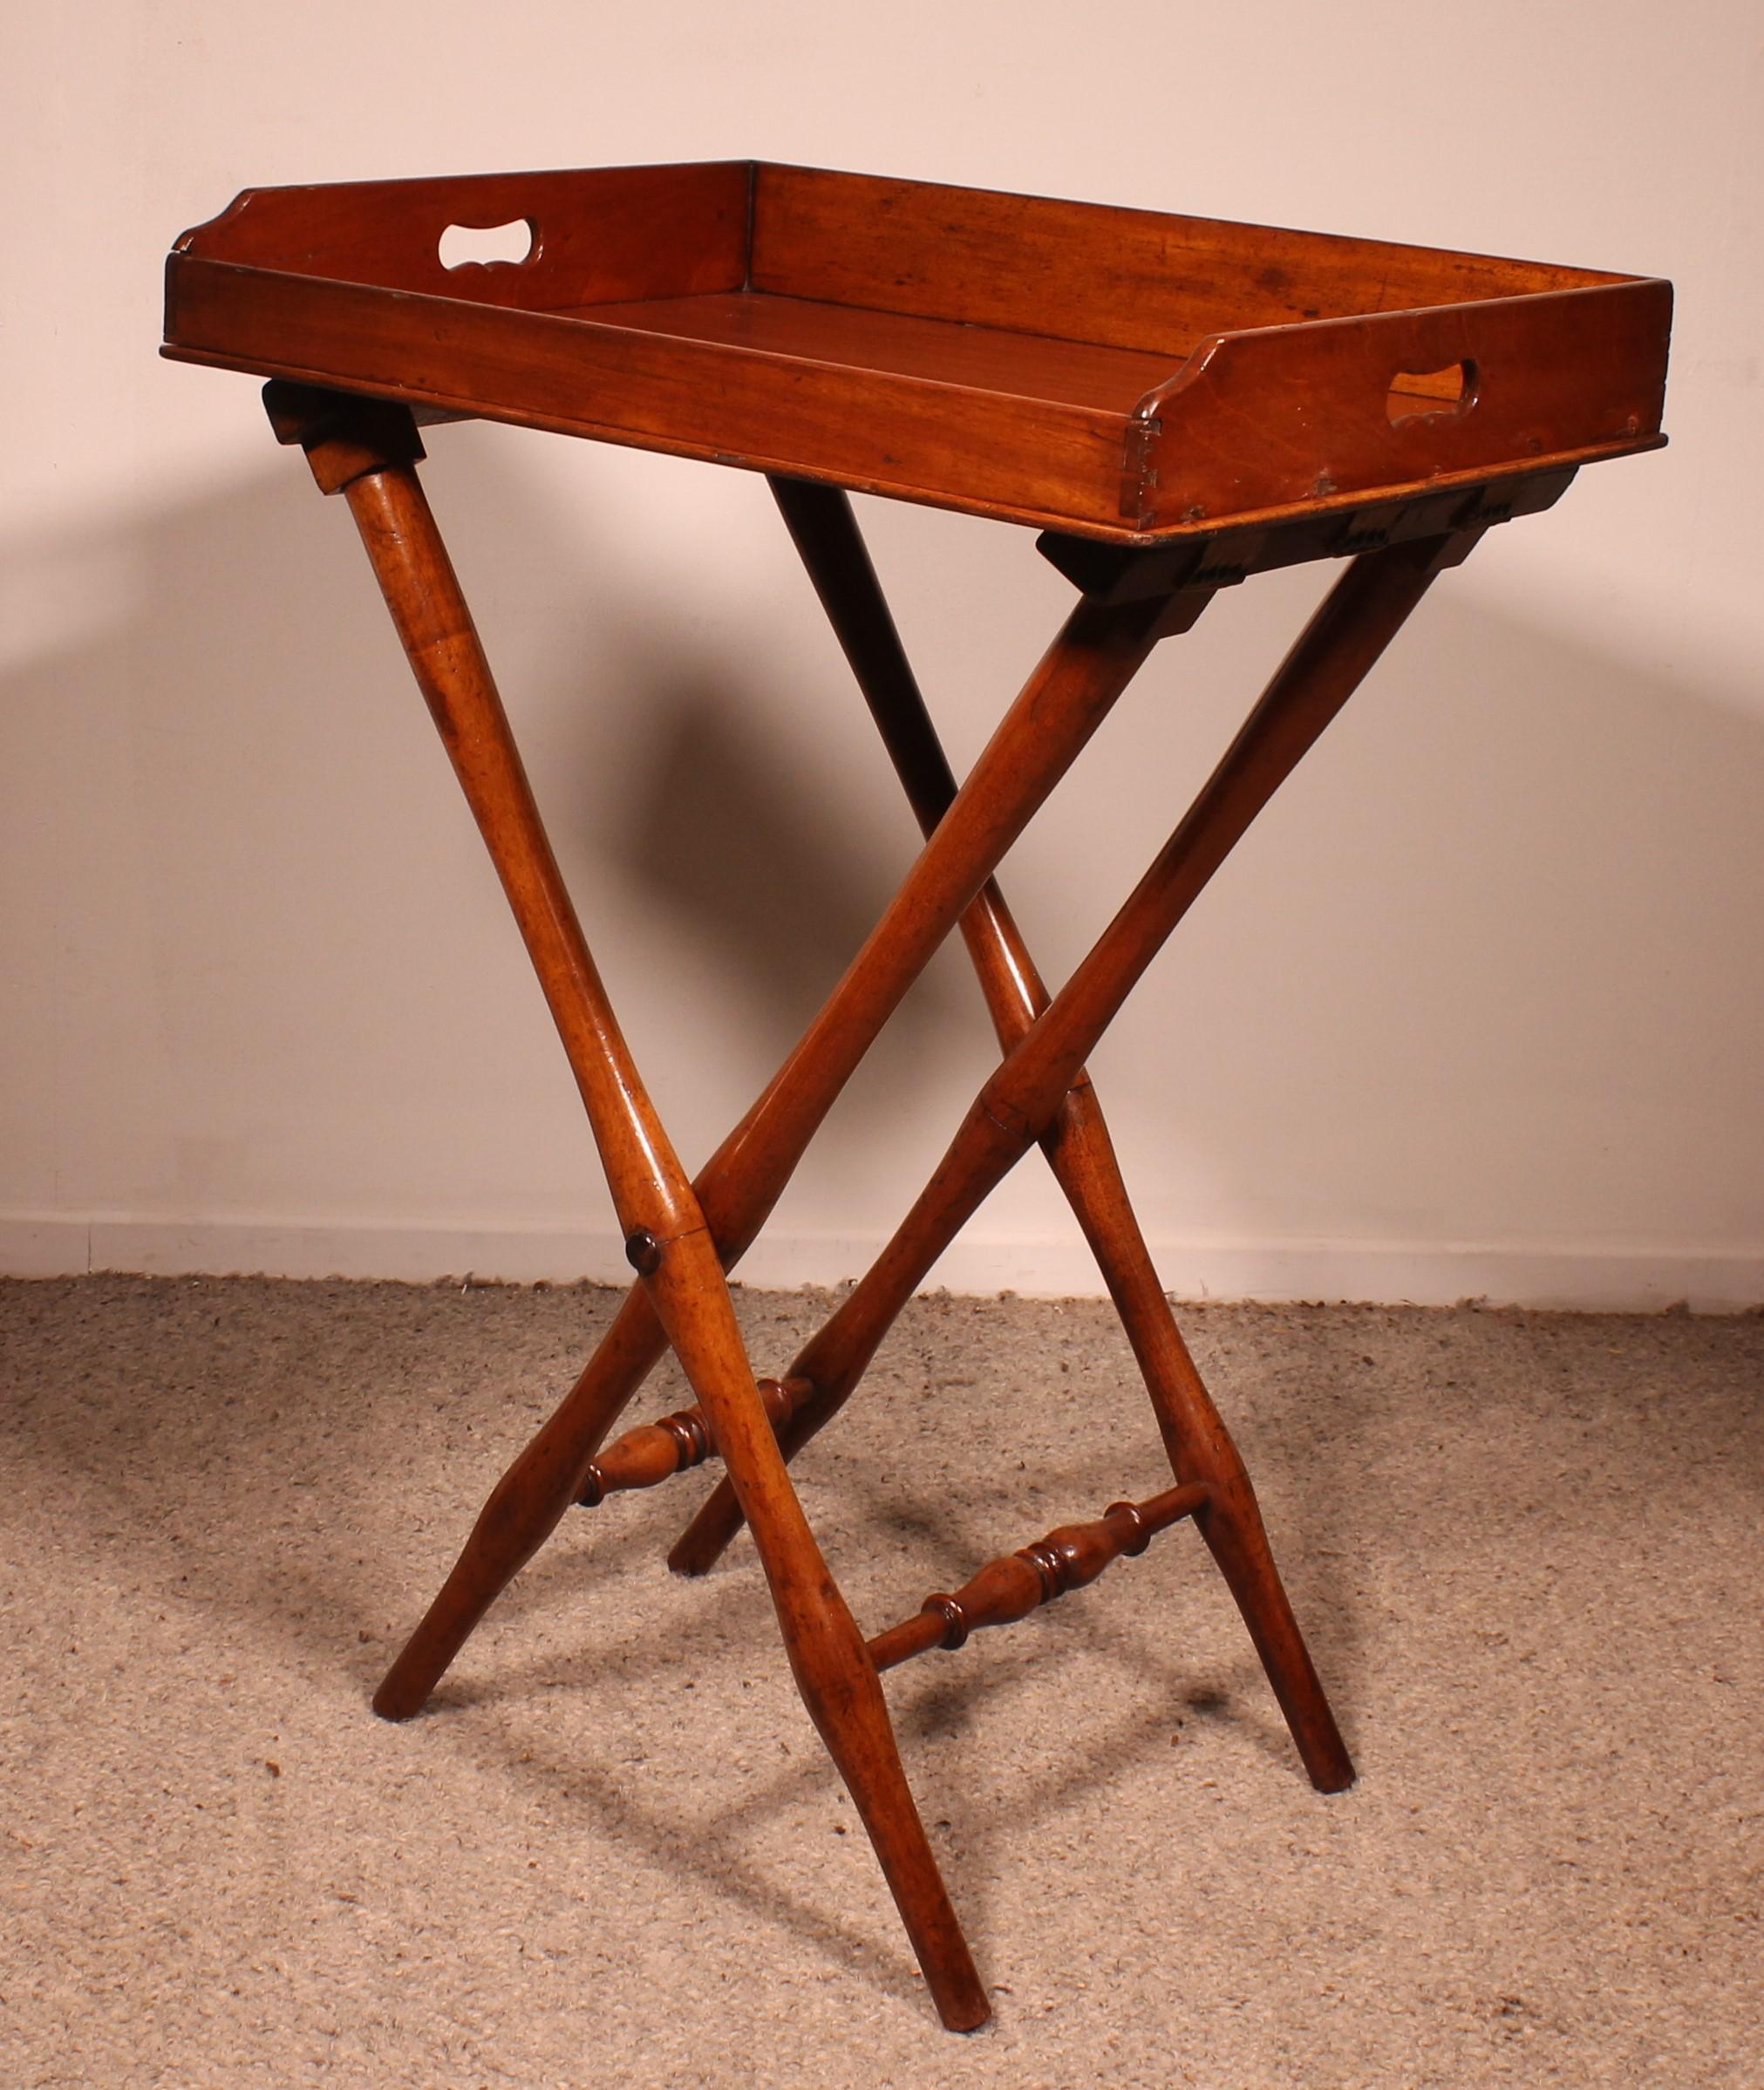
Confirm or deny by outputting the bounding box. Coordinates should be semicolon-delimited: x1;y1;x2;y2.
576;1376;812;1506
867;1480;1209;1671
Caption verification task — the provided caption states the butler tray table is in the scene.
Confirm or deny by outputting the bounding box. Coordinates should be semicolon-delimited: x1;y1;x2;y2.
161;161;1672;2030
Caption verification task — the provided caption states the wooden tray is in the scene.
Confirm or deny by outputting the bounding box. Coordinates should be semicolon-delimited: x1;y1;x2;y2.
163;161;1671;543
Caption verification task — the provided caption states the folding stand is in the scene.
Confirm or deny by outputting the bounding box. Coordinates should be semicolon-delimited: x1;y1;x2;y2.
164;164;1670;2029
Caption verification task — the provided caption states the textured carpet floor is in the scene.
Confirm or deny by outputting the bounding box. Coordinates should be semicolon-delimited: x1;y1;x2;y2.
1;1276;1758;2087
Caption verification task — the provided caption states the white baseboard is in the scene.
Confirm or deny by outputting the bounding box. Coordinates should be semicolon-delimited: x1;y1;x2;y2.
3;1213;1759;1311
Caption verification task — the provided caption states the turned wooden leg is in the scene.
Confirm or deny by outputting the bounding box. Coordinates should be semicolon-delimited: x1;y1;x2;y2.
674;529;1480;1787
1047;1090;1354;1791
261;384;694;1720
266;383;985;2026
643;1227;988;2031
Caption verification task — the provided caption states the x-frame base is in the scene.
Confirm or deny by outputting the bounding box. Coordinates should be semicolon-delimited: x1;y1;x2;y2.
263;379;1565;2029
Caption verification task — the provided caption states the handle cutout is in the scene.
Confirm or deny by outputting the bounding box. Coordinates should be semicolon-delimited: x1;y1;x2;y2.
439;218;536;270
1386;359;1475;425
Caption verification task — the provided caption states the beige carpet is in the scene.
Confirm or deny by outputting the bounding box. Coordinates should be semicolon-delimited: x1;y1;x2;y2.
2;1276;1757;2087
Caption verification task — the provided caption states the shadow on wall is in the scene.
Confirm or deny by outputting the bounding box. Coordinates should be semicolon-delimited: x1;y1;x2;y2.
584;507;1761;1278
0;426;971;1227
603;675;934;1032
1;425;1761;1269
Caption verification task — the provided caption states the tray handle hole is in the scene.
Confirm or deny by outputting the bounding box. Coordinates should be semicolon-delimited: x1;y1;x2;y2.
439;218;536;270
1387;359;1475;425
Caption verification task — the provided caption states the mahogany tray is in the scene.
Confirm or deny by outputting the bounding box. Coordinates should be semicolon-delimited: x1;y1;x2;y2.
162;161;1671;542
